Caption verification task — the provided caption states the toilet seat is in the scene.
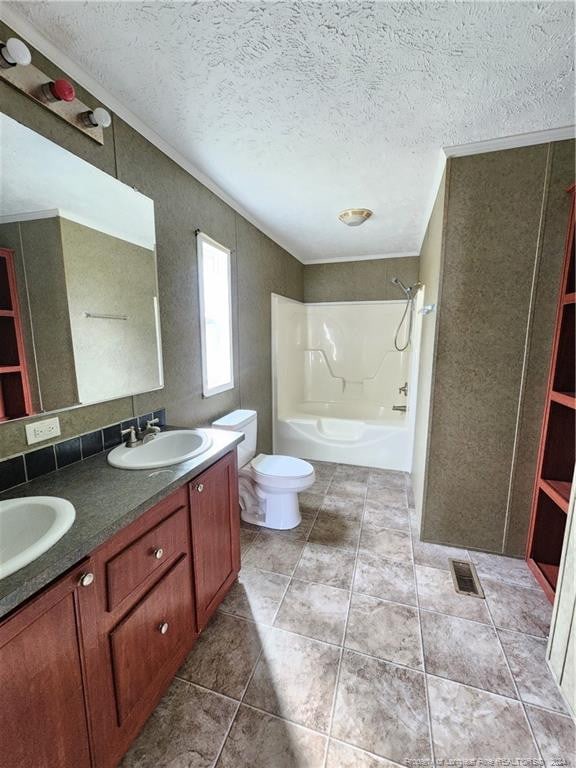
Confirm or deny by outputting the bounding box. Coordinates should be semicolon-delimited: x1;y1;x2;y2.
250;454;314;492
251;453;312;479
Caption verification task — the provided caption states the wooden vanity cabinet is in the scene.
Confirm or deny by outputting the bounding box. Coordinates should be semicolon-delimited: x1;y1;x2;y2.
189;450;240;630
0;561;95;768
0;449;241;768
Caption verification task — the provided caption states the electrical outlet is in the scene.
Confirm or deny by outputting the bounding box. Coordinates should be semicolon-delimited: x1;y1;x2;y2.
25;417;61;446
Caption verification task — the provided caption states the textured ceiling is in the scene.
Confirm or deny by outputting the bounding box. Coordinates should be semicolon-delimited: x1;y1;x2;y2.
6;1;574;262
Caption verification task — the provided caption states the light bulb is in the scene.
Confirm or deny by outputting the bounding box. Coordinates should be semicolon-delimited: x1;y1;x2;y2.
0;37;32;68
41;78;76;103
83;107;112;128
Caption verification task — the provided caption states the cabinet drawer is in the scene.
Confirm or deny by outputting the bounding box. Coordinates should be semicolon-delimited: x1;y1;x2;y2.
110;555;194;724
106;502;188;611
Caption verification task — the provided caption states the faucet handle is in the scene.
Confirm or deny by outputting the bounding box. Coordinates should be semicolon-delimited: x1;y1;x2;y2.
145;418;161;432
121;426;138;446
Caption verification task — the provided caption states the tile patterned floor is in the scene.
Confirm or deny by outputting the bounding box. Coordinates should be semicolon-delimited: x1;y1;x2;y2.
121;461;575;768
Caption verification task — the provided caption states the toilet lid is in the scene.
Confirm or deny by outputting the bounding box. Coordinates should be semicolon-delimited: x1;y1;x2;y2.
251;454;313;479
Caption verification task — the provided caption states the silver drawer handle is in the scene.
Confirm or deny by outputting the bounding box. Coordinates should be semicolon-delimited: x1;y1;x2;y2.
196;483;204;493
158;621;169;635
153;547;164;560
79;572;94;587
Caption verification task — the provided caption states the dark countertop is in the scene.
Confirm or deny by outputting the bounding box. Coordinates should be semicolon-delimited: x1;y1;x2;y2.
0;428;243;619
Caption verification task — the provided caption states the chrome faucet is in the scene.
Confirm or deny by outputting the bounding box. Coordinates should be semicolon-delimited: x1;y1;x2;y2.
120;419;161;448
399;381;408;396
140;418;161;444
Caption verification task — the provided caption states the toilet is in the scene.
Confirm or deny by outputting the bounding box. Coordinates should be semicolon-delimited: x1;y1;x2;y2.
212;409;315;530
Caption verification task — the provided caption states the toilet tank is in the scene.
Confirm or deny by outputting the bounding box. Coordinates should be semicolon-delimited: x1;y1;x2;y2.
212;409;257;467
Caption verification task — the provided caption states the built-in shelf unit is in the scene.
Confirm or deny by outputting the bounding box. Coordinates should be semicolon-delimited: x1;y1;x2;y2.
0;248;34;421
527;184;575;601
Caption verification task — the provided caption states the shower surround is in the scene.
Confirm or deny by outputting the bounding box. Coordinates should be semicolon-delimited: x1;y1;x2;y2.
272;294;422;470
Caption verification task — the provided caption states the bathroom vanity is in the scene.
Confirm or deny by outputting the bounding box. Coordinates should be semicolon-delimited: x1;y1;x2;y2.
0;433;241;768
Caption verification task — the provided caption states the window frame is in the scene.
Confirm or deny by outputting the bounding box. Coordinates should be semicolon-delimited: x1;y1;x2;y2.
196;231;235;398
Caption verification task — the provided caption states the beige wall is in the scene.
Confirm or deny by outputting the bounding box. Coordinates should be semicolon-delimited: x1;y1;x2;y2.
420;140;575;556
0;21;303;458
303;256;419;303
411;171;447;524
60;218;161;405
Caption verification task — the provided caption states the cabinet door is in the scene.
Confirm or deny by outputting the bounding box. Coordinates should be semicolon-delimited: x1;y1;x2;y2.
0;564;94;768
190;450;240;630
79;487;196;768
110;556;194;724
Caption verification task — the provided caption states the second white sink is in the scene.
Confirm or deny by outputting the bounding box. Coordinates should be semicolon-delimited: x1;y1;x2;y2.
0;497;76;580
107;429;213;470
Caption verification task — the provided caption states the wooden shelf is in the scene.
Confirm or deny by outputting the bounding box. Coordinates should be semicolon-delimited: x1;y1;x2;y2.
526;184;575;603
527;558;557;603
539;478;571;513
0;248;34;420
550;390;576;409
538;561;560;587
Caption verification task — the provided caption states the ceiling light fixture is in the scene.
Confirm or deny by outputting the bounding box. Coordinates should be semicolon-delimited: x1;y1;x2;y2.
338;208;373;227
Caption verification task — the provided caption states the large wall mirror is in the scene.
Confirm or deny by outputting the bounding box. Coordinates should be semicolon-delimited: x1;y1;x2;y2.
0;113;163;422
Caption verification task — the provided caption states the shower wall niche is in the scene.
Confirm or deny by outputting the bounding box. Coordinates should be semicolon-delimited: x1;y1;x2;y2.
272;294;422;470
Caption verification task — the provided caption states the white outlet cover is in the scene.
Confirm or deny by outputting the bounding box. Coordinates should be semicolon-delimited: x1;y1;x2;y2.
25;417;61;446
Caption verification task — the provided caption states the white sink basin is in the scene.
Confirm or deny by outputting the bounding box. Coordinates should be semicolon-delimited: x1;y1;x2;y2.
107;429;213;470
0;497;76;580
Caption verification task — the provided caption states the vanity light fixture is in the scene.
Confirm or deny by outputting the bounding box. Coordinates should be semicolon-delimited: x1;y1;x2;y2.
0;37;32;68
338;208;373;227
0;36;108;144
81;107;112;129
41;78;76;103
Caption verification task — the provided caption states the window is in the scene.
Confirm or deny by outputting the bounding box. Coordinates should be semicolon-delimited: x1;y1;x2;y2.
197;231;234;397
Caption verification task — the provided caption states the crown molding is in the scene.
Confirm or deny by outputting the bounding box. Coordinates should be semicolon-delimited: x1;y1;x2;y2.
0;5;307;263
302;251;419;265
443;125;575;157
0;208;59;224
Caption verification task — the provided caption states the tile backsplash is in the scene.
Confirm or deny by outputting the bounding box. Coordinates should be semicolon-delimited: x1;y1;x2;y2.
0;409;166;494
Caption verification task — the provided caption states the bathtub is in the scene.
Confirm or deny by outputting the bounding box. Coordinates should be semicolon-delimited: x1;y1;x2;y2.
271;294;423;473
276;402;412;471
